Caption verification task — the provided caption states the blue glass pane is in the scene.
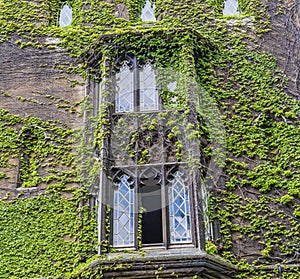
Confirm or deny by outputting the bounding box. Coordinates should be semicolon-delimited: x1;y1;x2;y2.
168;171;192;243
113;174;135;247
59;4;72;27
115;63;134;112
223;0;239;15
139;63;158;111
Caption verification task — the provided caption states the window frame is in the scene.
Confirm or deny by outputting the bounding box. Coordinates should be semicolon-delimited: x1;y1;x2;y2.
113;55;161;113
58;2;73;27
109;164;196;250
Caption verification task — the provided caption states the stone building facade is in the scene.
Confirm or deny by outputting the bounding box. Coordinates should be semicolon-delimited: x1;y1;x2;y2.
0;0;299;278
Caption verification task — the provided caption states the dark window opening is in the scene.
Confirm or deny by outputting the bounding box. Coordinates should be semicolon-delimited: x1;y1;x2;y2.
140;174;163;244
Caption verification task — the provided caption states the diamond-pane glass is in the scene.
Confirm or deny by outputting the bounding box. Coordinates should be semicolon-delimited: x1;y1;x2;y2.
223;0;239;15
140;63;158;111
115;63;134;112
59;4;72;27
141;0;156;21
113;174;135;247
168;171;191;243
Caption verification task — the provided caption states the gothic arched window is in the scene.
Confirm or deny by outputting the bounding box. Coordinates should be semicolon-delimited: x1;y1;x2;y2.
59;3;72;27
223;0;240;16
114;56;158;112
141;0;156;22
112;171;135;247
111;166;192;248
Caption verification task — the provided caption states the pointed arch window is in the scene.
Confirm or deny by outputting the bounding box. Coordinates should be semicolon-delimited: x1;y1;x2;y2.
114;56;159;113
141;0;156;22
59;3;73;27
111;166;192;248
113;171;135;247
223;0;240;16
168;170;191;244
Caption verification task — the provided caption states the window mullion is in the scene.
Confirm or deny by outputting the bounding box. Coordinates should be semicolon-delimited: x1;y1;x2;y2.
134;166;139;250
191;168;203;249
133;107;139;250
161;165;169;248
158;81;163;111
133;56;140;112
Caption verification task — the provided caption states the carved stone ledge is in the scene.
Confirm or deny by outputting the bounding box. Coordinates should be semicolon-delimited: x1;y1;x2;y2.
82;249;237;279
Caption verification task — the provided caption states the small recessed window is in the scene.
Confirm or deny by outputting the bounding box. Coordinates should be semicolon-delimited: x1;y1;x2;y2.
59;3;73;27
223;0;240;16
141;0;156;22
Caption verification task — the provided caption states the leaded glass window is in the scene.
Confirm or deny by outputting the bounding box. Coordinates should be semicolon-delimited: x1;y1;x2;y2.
113;172;135;247
115;61;134;112
141;0;156;22
168;171;191;243
114;57;158;113
223;0;239;16
140;63;158;111
111;166;192;248
59;3;72;27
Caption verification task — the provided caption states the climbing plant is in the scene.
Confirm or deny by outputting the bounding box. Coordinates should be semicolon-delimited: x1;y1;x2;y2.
0;0;299;278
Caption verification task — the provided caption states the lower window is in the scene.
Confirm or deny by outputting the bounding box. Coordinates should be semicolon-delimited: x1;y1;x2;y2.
111;165;192;248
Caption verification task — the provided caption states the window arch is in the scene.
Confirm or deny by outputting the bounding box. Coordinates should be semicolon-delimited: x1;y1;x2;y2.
223;0;240;16
59;3;72;27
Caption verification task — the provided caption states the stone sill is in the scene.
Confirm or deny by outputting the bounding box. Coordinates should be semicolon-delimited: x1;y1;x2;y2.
86;248;237;279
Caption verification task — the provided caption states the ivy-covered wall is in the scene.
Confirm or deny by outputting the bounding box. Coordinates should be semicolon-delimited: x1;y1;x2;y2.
0;0;299;278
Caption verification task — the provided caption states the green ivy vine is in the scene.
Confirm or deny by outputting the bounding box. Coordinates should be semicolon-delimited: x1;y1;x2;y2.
0;0;299;278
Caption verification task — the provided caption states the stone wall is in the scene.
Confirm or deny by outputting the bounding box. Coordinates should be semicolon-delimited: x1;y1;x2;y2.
260;0;300;98
0;37;84;198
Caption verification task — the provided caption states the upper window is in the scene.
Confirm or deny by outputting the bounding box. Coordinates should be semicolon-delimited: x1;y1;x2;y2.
223;0;240;16
59;3;72;27
114;56;159;112
141;0;156;22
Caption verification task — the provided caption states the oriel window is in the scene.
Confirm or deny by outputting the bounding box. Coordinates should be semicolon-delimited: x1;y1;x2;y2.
106;55;195;249
92;52;212;253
